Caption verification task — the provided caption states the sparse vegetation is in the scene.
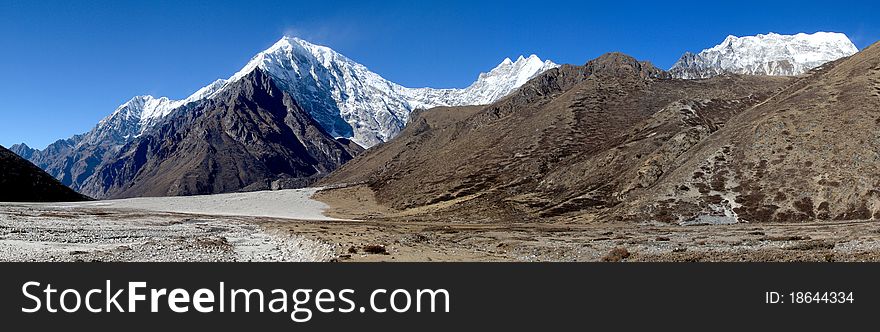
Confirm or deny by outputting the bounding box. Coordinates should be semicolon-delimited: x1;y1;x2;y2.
363;244;389;255
764;235;811;241
602;247;631;262
785;240;836;251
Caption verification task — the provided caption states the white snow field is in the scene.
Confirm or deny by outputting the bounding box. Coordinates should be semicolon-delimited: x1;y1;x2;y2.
670;31;859;78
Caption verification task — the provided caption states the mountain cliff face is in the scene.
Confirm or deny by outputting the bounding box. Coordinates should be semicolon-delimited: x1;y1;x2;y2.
80;69;360;199
16;36;556;195
669;32;858;79
10;134;98;190
0;145;89;202
9;143;35;160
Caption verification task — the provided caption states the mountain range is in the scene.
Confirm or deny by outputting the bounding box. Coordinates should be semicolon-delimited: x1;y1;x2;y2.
11;37;557;198
322;37;880;224
669;32;858;78
79;69;365;198
320;53;791;220
7;31;869;212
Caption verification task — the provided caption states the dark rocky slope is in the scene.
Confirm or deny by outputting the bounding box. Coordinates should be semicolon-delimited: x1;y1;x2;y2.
9;134;102;191
0;145;90;202
81;69;361;199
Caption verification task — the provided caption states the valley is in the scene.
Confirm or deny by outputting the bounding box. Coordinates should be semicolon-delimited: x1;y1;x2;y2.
3;32;879;262
3;185;880;262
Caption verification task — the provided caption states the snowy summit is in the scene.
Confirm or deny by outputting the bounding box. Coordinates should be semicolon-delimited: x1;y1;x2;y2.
669;32;859;79
91;36;558;148
225;36;558;147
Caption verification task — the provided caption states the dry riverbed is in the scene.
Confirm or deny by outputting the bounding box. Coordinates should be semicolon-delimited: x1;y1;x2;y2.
304;185;880;262
3;186;880;262
0;188;339;262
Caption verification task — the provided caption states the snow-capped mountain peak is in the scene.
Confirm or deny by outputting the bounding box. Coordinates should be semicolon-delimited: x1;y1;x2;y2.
230;36;351;82
484;54;554;80
82;78;230;148
467;54;558;104
39;36;558;157
669;32;859;79
225;36;559;147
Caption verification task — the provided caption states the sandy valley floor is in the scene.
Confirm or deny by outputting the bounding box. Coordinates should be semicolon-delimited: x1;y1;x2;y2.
3;186;880;262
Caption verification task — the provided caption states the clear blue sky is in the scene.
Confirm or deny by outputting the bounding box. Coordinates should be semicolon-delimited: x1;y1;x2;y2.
1;0;878;149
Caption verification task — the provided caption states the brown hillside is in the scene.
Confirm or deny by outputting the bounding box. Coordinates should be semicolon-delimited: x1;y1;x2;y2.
321;53;792;222
621;42;880;223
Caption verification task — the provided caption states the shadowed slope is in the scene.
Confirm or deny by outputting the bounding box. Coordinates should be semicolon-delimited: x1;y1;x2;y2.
0;145;90;202
82;69;361;199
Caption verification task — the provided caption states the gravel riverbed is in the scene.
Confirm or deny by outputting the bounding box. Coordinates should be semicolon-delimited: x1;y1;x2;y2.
0;203;334;262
